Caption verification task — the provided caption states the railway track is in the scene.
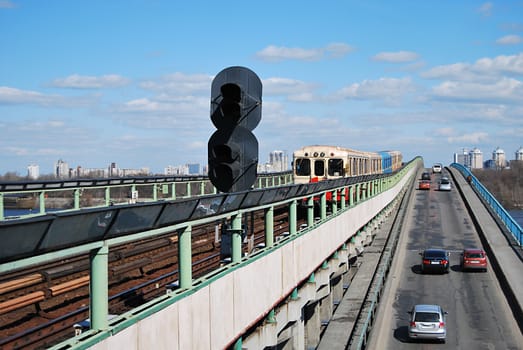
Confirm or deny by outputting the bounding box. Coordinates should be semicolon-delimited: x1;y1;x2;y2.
0;205;298;349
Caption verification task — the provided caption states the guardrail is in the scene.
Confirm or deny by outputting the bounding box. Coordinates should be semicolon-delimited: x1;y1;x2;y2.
0;171;293;221
450;163;523;246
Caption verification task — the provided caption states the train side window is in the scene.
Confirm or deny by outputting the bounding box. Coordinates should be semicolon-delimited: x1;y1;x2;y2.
328;158;344;176
314;160;325;176
295;158;311;176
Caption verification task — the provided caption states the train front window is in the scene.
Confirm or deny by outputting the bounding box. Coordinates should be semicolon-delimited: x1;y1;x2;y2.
328;158;344;176
295;158;311;176
314;160;325;176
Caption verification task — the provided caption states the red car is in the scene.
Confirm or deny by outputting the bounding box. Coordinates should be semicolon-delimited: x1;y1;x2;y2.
461;248;488;271
419;180;430;190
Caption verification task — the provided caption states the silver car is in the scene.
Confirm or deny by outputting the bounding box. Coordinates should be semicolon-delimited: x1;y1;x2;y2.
408;304;447;343
438;177;451;191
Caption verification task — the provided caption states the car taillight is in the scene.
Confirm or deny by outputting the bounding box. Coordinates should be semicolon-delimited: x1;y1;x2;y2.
441;259;448;264
423;259;430;264
439;322;445;328
410;321;416;327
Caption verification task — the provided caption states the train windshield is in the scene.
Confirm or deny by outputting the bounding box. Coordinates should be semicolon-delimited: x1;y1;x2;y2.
328;158;344;176
314;160;325;176
295;158;311;176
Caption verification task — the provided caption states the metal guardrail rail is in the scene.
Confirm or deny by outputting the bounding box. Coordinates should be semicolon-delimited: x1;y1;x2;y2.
450;162;523;246
0;171;293;221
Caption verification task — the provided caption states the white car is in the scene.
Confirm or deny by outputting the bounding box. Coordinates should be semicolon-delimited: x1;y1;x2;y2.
432;163;442;173
408;304;447;343
438;177;451;191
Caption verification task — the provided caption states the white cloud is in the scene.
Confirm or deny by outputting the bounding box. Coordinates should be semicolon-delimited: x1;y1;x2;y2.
372;51;420;63
51;74;131;89
478;2;493;17
0;0;15;8
431;77;523;103
496;35;523;45
140;72;212;94
336;77;415;101
421;53;523;81
0;86;94;107
448;132;489;144
256;43;354;62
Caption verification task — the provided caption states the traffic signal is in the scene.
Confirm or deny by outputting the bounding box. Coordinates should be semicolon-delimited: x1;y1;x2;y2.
208;66;262;192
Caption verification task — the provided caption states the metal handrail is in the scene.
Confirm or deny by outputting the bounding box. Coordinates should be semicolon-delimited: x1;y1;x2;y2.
450;162;523;246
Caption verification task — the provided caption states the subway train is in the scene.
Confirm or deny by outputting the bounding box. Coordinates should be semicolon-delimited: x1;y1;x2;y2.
293;145;403;184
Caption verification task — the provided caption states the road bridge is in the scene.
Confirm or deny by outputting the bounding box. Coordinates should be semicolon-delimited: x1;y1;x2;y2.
0;158;522;349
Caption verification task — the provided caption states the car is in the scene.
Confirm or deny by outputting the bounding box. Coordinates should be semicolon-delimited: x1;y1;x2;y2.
419;180;431;190
432;163;442;173
438;177;451;191
420;249;450;273
461;248;488;271
421;172;431;180
408;304;447;342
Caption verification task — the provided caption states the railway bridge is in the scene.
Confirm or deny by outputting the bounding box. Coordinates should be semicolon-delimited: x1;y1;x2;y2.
1;158;522;349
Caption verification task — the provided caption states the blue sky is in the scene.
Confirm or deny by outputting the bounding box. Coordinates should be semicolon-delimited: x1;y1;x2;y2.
1;0;522;176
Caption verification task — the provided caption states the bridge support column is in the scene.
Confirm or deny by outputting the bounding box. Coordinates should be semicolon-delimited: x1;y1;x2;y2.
179;225;192;288
265;206;274;247
90;244;109;331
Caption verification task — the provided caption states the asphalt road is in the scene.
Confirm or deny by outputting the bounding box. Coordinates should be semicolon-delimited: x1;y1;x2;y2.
366;170;523;349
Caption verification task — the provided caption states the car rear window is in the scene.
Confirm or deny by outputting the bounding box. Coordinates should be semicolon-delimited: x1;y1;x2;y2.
414;312;440;322
424;251;446;258
466;252;484;258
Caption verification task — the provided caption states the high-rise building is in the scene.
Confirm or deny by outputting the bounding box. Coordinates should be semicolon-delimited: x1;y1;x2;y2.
27;164;39;179
469;148;483;169
55;159;69;178
516;147;523;161
492;147;506;169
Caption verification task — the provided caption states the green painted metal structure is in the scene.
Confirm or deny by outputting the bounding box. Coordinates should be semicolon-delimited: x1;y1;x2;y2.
0;159;422;349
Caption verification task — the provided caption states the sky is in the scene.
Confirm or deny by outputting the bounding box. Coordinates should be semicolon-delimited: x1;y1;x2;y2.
1;1;523;176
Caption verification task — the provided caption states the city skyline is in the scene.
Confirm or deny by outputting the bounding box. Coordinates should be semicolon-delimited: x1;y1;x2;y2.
1;1;523;175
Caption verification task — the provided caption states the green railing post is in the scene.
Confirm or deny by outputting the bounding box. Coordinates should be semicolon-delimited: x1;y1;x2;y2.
289;200;297;235
186;182;191;198
320;193;327;220
153;184;158;201
232;213;242;263
0;193;4;220
105;187;111;206
331;190;337;214
340;188;346;210
39;192;46;215
171;182;176;200
349;186;354;206
200;181;205;196
307;197;314;227
265;206;274;247
179;225;192;289
74;189;81;209
90;244;109;331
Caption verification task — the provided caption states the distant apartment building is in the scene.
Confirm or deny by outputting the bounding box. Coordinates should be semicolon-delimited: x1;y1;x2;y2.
469;148;483;169
259;150;289;173
491;147;508;169
165;164;189;176
27;164;39;179
515;146;523;161
55;159;69;178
